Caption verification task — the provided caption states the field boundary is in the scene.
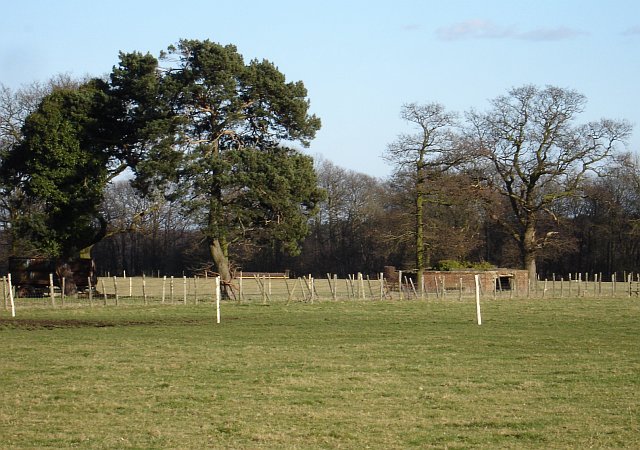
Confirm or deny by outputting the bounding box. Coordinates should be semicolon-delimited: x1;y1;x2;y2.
3;271;639;313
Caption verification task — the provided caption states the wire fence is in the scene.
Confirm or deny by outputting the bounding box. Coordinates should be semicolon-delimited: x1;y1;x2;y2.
3;271;640;313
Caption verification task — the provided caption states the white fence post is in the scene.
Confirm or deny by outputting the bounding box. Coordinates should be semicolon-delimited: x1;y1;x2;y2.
215;276;221;324
49;273;56;307
474;274;482;326
8;273;15;317
183;276;187;304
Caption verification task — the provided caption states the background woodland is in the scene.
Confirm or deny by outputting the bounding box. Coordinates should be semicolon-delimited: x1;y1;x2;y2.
0;41;637;281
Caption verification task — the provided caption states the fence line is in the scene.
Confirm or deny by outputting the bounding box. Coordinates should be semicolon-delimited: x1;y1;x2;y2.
2;272;640;312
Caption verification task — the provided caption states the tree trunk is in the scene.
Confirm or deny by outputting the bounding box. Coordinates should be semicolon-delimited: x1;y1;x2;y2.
522;223;537;283
209;238;233;299
55;261;78;296
209;238;231;281
415;186;424;290
524;253;537;285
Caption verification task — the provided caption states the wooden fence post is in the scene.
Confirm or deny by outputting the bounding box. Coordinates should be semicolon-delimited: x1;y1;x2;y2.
509;277;514;300
142;274;148;305
112;276;118;306
366;275;375;299
441;276;446;298
597;273;602;296
101;279;107;305
2;275;7;310
183;276;187;304
256;275;267;304
8;273;15;317
49;273;56;307
578;273;583;298
61;277;66;307
268;276;273;300
284;277;292;304
612;273;616;296
408;277;417;298
88;276;93;307
326;274;335;301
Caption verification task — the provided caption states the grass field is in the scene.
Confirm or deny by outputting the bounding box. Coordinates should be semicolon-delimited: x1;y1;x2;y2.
1;297;639;448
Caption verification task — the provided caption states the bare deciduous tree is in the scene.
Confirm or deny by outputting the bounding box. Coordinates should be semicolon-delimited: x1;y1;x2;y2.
466;85;632;280
309;158;388;275
384;102;462;287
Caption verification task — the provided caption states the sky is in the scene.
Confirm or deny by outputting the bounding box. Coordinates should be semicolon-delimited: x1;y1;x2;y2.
1;0;639;178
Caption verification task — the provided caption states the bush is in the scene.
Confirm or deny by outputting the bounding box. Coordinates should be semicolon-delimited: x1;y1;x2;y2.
433;260;496;271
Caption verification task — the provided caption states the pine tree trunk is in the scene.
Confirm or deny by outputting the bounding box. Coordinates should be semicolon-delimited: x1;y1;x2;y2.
209;238;231;282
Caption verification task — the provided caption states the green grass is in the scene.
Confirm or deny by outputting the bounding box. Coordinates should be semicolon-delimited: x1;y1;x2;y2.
1;298;639;448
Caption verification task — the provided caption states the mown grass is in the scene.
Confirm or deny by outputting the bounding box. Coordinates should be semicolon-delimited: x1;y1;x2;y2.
1;298;639;448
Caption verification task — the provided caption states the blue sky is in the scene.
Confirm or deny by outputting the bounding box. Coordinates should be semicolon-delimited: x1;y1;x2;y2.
1;0;638;178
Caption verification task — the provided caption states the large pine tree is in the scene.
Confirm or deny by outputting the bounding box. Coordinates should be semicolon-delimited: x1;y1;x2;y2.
111;40;323;286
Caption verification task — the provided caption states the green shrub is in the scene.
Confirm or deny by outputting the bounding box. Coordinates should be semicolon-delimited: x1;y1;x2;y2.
433;259;496;271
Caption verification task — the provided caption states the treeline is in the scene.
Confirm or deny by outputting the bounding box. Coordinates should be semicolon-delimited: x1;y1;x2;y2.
0;42;636;282
87;153;640;279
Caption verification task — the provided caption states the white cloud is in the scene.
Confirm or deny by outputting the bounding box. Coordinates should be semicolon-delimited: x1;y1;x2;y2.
517;27;588;41
401;23;422;31
436;19;587;42
622;25;640;36
436;19;514;41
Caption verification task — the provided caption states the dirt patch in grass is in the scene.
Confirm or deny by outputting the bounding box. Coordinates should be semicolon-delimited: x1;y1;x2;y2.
0;317;221;330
